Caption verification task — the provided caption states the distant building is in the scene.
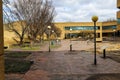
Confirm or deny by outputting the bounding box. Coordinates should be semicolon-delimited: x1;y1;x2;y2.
54;21;117;41
117;0;120;30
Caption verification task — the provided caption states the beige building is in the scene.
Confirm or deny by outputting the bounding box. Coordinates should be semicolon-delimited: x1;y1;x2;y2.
54;21;117;41
54;22;103;41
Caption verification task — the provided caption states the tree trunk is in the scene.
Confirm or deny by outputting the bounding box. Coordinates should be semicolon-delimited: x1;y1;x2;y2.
40;36;43;43
19;37;24;46
30;36;36;47
30;40;33;48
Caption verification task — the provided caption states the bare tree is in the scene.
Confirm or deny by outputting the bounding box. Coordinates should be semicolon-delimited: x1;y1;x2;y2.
13;0;55;43
3;0;28;45
17;0;44;43
39;0;55;42
25;0;55;43
3;0;56;45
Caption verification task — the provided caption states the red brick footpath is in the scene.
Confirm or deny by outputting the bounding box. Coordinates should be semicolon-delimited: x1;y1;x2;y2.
22;50;120;80
5;40;120;80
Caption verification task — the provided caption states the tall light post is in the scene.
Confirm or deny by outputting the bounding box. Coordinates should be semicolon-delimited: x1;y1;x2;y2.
48;26;51;52
92;16;98;65
113;29;116;41
0;0;5;79
70;28;72;51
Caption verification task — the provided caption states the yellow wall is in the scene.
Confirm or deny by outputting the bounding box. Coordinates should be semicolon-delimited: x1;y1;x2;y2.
117;11;120;18
4;21;29;46
117;0;120;8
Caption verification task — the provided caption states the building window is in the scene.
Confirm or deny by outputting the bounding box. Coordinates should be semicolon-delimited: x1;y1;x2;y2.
98;27;100;30
102;25;116;30
117;18;120;24
65;26;99;30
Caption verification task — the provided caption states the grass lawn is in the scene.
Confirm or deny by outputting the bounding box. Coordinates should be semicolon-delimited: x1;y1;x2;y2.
5;59;33;74
5;46;41;51
5;51;33;73
5;52;31;58
21;46;40;50
7;42;48;51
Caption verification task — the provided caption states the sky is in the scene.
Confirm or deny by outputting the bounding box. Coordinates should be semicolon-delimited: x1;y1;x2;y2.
5;0;118;22
52;0;118;22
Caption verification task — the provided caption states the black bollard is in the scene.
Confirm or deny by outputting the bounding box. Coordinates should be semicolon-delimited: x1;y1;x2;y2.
70;44;72;51
103;49;106;58
49;46;51;52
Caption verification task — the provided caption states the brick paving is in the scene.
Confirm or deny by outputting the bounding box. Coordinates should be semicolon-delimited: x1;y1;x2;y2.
86;74;120;80
52;40;94;51
23;50;120;80
5;40;120;80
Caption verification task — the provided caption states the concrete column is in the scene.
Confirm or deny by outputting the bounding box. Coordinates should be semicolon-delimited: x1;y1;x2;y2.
0;0;5;80
100;23;103;41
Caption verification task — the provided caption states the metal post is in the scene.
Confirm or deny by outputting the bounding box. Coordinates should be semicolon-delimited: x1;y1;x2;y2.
0;0;5;79
114;31;115;41
94;22;97;65
103;49;106;58
70;29;72;51
48;26;51;52
70;44;72;51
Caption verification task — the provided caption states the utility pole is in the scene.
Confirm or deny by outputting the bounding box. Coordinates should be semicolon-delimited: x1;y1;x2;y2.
0;0;5;80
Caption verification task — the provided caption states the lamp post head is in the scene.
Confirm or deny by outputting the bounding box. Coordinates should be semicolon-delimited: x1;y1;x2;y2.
92;16;98;22
48;26;51;29
52;30;54;33
70;28;72;31
113;29;116;32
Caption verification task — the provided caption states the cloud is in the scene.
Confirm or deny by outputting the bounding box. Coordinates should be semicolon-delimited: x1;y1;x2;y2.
53;0;118;22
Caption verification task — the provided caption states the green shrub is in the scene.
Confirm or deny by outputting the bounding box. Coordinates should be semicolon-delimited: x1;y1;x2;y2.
5;52;31;58
5;59;33;74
